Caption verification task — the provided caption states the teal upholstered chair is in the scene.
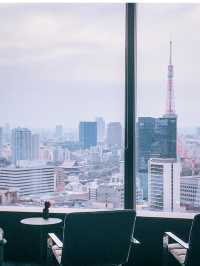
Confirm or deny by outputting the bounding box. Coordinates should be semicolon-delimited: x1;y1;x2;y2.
0;228;7;266
47;210;136;266
163;214;200;266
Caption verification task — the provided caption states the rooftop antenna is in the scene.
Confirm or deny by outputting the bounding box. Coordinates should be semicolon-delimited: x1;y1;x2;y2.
165;39;176;117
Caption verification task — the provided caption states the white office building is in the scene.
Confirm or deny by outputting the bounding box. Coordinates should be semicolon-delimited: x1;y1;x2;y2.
148;158;181;212
180;175;200;211
0;166;55;196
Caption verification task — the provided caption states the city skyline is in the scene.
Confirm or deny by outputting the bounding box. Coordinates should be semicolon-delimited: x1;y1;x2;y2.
1;4;200;212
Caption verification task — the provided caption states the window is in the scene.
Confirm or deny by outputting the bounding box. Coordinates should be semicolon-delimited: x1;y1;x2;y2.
137;3;200;213
0;4;125;209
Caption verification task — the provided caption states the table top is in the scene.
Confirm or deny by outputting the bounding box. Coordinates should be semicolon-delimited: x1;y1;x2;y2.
20;217;62;226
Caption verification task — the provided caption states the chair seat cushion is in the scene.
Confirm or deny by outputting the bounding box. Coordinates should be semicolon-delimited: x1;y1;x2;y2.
52;245;62;264
168;243;184;250
51;245;123;266
168;245;187;265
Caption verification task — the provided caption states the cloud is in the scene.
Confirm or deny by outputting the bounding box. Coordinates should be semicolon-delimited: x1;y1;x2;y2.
0;4;124;65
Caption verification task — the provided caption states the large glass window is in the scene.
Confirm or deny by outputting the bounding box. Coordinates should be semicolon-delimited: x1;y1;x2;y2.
137;4;200;213
0;4;125;209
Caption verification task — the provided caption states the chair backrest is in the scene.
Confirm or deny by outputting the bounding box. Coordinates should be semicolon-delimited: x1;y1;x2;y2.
185;214;200;266
61;210;136;266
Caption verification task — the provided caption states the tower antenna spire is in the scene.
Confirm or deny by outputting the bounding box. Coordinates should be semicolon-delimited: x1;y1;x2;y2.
169;40;172;65
165;40;176;117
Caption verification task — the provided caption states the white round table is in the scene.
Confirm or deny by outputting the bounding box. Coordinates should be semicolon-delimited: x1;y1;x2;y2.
21;217;62;226
21;217;62;265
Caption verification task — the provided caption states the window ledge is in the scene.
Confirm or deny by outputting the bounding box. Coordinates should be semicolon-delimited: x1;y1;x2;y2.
0;206;105;214
137;210;195;220
0;206;196;220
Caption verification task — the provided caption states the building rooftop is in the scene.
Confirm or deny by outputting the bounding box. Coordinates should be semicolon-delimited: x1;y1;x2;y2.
150;158;177;164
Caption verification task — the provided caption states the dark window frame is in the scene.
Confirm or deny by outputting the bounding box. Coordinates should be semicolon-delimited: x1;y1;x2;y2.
124;3;136;210
0;4;136;212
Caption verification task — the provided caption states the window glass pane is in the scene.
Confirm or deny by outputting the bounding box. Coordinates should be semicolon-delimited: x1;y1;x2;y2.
0;4;125;209
137;4;200;213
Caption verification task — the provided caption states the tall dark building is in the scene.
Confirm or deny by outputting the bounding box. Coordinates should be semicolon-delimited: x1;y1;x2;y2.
137;117;156;200
137;117;156;172
137;116;177;200
79;122;97;149
151;116;177;159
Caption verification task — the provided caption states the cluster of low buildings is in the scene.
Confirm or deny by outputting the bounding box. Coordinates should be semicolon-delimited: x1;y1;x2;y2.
0;159;124;208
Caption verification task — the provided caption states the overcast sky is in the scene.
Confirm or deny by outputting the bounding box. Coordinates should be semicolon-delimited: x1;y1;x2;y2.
0;4;200;130
137;4;200;129
0;3;125;129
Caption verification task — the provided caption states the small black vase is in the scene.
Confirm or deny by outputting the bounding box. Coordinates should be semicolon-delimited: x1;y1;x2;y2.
42;208;49;220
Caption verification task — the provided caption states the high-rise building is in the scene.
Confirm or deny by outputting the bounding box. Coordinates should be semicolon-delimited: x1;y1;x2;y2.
11;128;32;164
96;117;105;143
137;117;177;202
0;166;55;196
137;117;156;172
79;122;97;149
137;116;177;166
55;125;63;140
151;116;177;159
31;134;40;160
153;40;177;159
137;117;155;200
107;122;122;147
0;127;3;157
148;158;180;212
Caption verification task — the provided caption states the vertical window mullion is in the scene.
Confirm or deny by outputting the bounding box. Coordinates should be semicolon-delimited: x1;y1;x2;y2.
124;3;137;210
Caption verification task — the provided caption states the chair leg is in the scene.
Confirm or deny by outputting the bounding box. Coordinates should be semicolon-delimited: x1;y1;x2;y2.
0;240;7;266
0;246;3;266
46;246;55;266
163;235;169;266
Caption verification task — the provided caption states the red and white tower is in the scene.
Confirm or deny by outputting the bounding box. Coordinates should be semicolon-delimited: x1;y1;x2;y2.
165;41;176;117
